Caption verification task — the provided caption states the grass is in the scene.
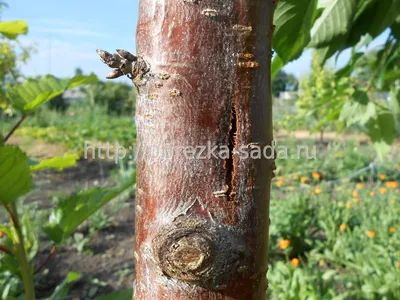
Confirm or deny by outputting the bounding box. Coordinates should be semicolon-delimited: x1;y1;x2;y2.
0;101;136;154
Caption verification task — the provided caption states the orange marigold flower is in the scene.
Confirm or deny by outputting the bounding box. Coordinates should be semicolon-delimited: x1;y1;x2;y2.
314;186;322;195
290;258;300;267
275;180;284;187
300;176;308;183
346;201;352;209
396;262;400;268
386;181;398;189
278;239;290;250
370;191;376;196
389;227;396;233
312;172;322;180
0;231;5;238
379;174;387;180
379;187;388;194
366;231;376;238
339;224;348;231
352;190;359;197
354;197;361;204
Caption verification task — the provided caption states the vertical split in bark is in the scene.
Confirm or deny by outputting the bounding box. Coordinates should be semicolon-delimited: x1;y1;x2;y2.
127;0;276;299
225;106;238;202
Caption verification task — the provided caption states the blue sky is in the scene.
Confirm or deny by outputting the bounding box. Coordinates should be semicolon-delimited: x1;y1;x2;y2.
3;1;390;81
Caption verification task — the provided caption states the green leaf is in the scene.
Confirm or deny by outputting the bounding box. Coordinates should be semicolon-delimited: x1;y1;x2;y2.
24;91;63;112
0;145;32;205
273;0;317;63
44;172;135;244
271;55;285;80
7;74;98;114
339;90;376;126
310;0;357;48
347;0;400;47
48;272;82;300
0;20;28;39
96;289;133;300
367;108;397;158
30;154;79;172
65;73;98;89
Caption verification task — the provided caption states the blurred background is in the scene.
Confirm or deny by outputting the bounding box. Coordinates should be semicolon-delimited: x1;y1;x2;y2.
0;0;399;299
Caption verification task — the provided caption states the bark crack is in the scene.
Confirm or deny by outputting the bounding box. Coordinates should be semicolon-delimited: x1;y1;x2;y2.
225;105;238;201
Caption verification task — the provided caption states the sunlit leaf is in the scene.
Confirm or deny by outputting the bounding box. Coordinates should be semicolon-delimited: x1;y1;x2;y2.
66;74;98;89
0;20;28;39
310;0;356;48
30;154;79;172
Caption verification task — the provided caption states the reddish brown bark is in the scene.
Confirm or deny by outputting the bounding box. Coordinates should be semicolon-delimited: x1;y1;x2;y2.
134;0;275;299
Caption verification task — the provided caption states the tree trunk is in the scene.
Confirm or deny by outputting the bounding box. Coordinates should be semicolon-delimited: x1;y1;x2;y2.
134;0;275;299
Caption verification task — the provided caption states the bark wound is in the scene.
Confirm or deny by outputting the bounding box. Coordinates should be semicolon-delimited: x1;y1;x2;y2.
225;106;238;201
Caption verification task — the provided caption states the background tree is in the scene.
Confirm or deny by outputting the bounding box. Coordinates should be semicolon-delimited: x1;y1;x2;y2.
0;2;31;115
296;52;353;141
272;70;298;97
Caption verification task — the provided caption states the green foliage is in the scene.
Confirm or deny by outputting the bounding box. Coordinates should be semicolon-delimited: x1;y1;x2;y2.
0;145;32;204
82;81;136;115
12;103;136;153
0;18;32;113
272;70;298;97
272;0;400;74
296;52;353;134
44;172;135;244
309;0;356;48
339;89;375;126
273;0;317;62
7;74;98;114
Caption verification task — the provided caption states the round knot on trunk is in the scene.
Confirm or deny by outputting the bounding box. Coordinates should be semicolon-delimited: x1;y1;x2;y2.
153;219;215;282
152;216;250;290
165;234;212;279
